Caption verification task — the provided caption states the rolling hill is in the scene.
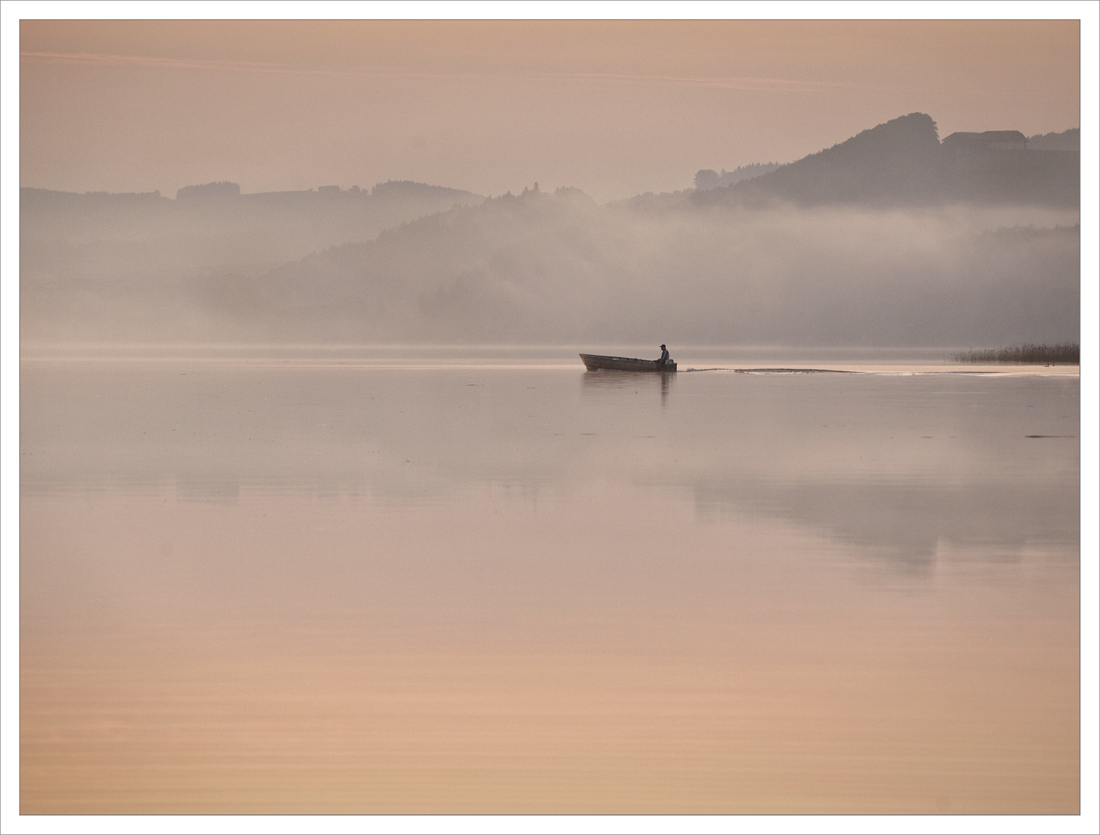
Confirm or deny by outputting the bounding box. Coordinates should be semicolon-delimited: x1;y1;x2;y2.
20;114;1080;347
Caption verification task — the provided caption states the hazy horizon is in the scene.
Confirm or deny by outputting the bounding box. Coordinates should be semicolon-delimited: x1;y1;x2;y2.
18;19;1082;202
8;11;1098;827
14;18;1088;352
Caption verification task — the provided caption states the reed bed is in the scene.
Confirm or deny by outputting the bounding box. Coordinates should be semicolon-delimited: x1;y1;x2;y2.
950;343;1079;364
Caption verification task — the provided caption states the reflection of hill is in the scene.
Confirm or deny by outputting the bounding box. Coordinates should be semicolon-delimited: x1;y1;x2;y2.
695;478;1080;571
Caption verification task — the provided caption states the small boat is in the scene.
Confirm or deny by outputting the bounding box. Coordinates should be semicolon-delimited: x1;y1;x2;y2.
579;353;677;372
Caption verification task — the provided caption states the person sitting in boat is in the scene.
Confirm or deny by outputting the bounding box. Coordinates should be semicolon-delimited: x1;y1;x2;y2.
657;344;670;367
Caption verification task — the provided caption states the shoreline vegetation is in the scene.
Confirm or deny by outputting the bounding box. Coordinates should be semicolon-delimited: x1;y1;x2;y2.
950;343;1079;364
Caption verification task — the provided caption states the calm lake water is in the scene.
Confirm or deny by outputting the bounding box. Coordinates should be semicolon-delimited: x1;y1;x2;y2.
19;346;1080;814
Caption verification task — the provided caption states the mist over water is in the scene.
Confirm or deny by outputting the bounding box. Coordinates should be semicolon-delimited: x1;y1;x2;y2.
17;101;1084;815
20;348;1079;813
21;189;1079;347
20;116;1081;350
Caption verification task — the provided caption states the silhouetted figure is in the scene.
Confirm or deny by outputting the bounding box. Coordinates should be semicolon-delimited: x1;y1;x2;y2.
657;344;670;367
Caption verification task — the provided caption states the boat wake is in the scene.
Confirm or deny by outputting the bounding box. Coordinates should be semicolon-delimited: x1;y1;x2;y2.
683;367;857;374
681;366;1076;377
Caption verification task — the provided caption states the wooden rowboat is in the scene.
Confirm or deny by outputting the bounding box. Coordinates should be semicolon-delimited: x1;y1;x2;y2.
579;353;677;372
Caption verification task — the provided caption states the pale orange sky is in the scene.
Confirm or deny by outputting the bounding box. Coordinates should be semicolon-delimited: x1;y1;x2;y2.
18;19;1084;201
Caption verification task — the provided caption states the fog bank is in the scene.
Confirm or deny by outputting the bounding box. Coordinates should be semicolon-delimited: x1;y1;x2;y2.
21;114;1081;349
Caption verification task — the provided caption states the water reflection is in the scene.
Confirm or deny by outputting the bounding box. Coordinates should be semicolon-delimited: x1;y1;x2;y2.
175;474;241;503
21;360;1079;568
694;478;1080;571
581;367;674;404
19;355;1080;814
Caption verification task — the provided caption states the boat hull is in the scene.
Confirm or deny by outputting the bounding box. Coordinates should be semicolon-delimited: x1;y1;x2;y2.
579;353;677;372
